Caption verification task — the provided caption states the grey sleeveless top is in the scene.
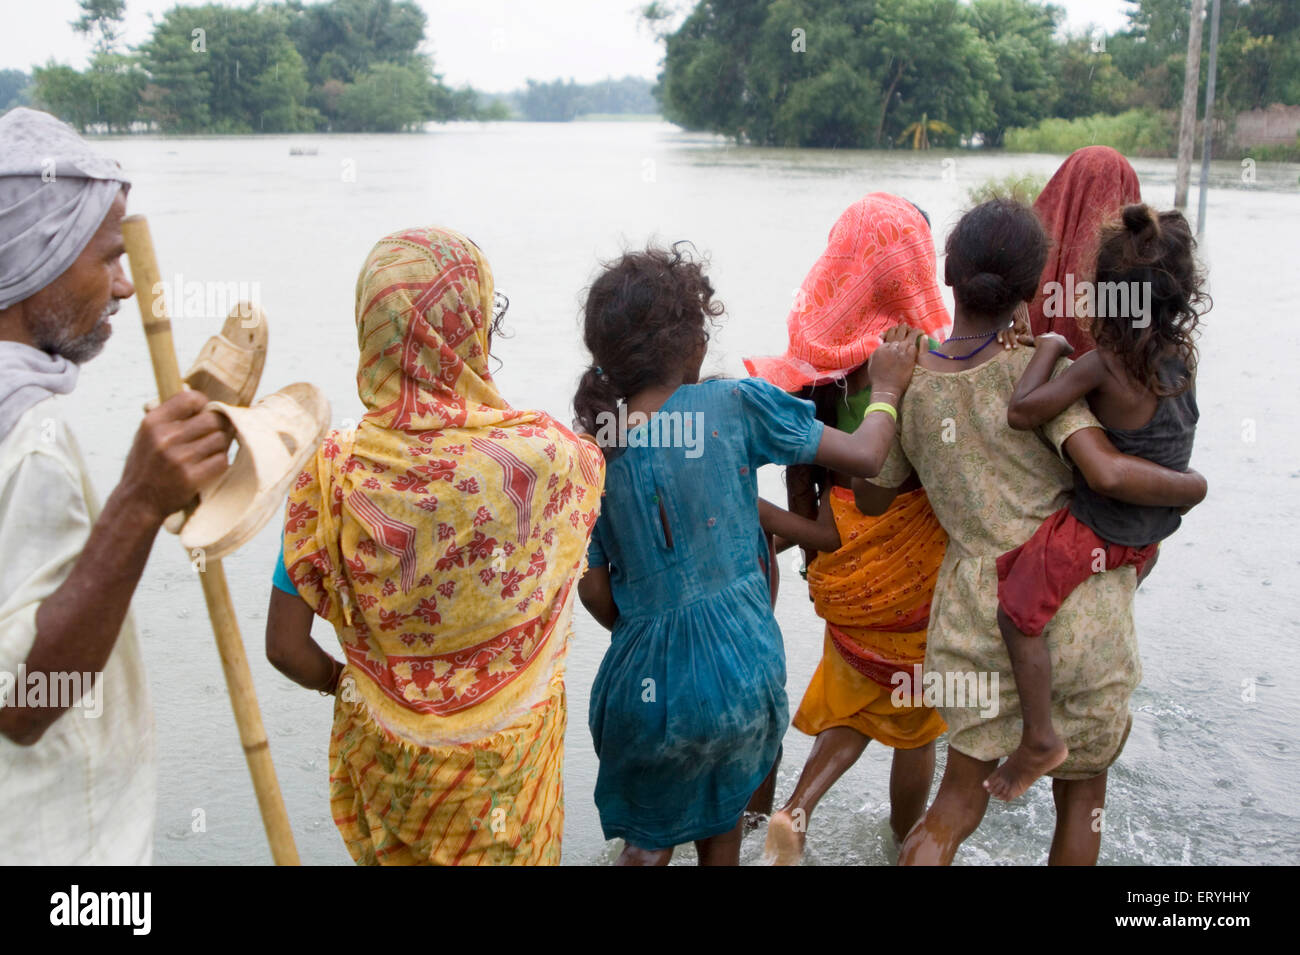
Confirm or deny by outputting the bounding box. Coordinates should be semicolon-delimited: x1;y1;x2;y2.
1069;357;1198;547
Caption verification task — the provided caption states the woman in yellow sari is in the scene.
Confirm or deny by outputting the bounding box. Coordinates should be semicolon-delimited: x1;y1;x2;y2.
745;194;954;864
264;226;604;865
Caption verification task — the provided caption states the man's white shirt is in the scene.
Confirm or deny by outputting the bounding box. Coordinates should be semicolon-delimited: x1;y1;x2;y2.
0;396;155;864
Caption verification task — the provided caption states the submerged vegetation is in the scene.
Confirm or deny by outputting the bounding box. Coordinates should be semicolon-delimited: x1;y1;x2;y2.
966;171;1048;205
1004;110;1177;157
648;0;1300;155
14;0;660;133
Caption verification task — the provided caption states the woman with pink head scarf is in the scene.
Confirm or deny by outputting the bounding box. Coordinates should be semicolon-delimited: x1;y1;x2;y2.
745;193;952;390
745;194;955;864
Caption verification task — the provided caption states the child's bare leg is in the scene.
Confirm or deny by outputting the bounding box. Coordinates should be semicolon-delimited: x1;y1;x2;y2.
889;740;936;842
743;748;781;831
765;726;868;865
1047;772;1107;865
695;818;744;866
898;748;995;865
615;843;673;866
986;607;1068;800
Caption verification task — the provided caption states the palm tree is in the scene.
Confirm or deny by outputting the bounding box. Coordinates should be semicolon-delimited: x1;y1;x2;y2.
896;113;956;150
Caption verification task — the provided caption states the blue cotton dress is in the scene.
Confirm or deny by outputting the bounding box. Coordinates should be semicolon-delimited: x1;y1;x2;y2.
586;377;825;850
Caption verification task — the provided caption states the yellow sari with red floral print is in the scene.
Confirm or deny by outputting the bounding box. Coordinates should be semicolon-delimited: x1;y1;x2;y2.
283;227;604;865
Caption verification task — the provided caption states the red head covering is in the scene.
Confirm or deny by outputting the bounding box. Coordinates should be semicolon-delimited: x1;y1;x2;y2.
744;192;951;392
1030;146;1142;354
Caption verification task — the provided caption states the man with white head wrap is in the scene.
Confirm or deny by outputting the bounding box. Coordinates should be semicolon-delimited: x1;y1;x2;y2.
0;108;232;863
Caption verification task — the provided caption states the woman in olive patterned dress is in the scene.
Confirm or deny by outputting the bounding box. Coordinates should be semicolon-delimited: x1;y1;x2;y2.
857;200;1206;865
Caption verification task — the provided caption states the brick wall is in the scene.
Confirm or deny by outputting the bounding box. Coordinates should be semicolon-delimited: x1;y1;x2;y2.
1231;105;1300;148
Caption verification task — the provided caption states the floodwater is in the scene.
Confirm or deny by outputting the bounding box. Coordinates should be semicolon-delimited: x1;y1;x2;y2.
68;121;1299;865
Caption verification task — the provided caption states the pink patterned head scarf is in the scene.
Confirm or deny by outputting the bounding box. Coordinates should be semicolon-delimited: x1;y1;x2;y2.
745;193;951;392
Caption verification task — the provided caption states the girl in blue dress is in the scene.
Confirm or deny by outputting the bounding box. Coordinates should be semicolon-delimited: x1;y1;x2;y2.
574;244;921;865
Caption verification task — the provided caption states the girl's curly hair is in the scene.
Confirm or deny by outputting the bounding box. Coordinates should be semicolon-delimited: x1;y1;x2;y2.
1091;204;1208;396
573;242;723;453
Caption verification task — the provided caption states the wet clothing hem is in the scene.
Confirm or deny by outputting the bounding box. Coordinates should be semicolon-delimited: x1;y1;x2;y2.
946;709;1134;780
601;811;744;852
791;711;944;751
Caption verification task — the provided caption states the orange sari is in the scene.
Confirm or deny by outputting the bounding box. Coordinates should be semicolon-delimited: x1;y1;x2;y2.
793;487;948;749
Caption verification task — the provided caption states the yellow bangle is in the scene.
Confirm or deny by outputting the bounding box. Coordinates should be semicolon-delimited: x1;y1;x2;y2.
865;401;898;423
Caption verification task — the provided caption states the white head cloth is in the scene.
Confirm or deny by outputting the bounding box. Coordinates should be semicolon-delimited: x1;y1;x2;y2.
0;107;131;309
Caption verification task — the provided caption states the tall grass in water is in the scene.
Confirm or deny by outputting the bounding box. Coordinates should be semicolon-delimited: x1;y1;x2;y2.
1244;136;1300;163
1005;110;1174;157
967;173;1047;206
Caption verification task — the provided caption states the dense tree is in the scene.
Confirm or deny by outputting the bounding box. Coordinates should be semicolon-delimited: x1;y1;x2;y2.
31;65;97;131
138;4;318;132
969;0;1061;145
285;0;445;127
138;26;211;132
0;70;31;110
1215;5;1300;110
659;0;1009;147
15;0;1299;142
1054;35;1137;118
745;0;882;147
286;0;427;85
33;0;140;131
655;0;1300;149
33;55;143;133
520;79;584;122
249;46;315;131
1108;0;1300;112
582;76;659;115
866;0;999;146
514;77;658;122
660;0;772;139
334;61;436;131
72;0;127;54
86;53;148;132
27;0;478;133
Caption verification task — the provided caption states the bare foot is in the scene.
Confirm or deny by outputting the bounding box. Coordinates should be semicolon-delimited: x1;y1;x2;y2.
884;825;903;864
984;738;1068;801
763;809;806;865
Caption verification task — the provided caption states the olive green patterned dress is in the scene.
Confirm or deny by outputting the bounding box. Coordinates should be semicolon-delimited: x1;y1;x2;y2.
873;348;1139;778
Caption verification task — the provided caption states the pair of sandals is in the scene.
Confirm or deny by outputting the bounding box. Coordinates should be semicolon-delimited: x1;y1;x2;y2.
171;305;330;561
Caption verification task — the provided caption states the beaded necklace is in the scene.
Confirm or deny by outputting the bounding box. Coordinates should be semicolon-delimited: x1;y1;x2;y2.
928;321;1012;361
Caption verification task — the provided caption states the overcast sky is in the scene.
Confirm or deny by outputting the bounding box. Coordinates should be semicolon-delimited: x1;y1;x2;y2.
1;0;1134;93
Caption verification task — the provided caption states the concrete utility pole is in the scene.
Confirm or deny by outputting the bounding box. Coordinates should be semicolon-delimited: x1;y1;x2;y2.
1197;0;1223;238
1174;0;1207;211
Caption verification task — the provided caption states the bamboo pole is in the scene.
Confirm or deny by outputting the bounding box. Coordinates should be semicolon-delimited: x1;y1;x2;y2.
121;214;301;866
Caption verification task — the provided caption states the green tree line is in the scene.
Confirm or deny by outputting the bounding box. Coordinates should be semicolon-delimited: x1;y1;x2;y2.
28;0;500;133
509;76;659;121
20;1;662;133
2;69;34;111
649;0;1300;149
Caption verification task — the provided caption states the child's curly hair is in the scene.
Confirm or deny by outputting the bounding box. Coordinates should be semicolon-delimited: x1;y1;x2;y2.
573;242;723;452
1092;204;1208;397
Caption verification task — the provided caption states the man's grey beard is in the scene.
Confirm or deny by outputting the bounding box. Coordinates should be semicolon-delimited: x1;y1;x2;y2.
26;292;117;365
